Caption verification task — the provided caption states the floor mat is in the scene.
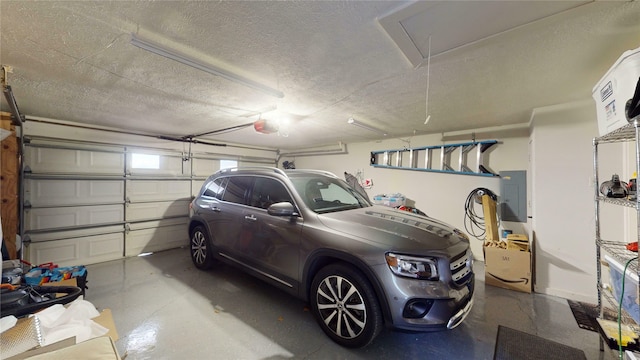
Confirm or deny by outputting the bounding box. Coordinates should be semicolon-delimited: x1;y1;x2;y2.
568;299;618;332
493;325;587;360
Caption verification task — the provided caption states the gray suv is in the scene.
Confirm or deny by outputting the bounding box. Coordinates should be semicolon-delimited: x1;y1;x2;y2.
188;167;474;348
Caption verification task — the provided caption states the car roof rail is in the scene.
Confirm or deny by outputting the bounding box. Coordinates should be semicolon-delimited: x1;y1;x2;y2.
217;166;286;177
285;169;339;178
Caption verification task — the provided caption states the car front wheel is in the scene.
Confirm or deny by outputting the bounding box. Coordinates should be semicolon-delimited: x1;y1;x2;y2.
190;225;215;270
310;263;383;348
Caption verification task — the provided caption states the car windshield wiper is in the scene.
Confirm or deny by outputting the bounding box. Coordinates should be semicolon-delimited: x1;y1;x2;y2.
316;204;361;214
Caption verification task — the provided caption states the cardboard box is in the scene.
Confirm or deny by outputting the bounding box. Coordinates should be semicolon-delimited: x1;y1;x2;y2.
506;233;528;242
4;308;119;360
6;338;76;360
93;309;119;342
506;233;529;252
484;245;532;293
18;336;120;360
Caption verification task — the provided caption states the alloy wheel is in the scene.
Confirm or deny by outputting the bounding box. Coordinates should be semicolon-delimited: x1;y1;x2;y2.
316;275;367;339
191;230;207;265
190;226;214;269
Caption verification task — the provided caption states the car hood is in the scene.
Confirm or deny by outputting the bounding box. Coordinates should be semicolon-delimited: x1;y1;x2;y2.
317;206;469;254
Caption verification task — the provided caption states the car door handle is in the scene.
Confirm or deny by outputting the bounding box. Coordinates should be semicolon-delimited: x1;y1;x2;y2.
244;214;257;221
209;205;221;212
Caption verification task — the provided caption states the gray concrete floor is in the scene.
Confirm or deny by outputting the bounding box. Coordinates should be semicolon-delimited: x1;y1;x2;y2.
85;247;615;360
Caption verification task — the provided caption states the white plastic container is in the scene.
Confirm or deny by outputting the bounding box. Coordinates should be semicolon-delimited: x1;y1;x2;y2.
592;46;640;136
604;254;640;324
372;194;406;208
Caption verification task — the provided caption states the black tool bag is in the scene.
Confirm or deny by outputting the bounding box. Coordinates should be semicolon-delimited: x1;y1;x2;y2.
0;285;83;317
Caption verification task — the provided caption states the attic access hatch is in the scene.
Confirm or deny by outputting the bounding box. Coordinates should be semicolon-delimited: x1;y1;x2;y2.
378;1;589;67
370;140;498;177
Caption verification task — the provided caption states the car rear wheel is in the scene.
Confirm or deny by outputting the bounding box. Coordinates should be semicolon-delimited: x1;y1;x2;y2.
190;226;215;270
310;263;383;348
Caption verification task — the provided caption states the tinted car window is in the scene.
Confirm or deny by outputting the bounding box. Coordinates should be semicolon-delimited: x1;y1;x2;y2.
202;177;227;199
222;176;252;204
250;177;293;209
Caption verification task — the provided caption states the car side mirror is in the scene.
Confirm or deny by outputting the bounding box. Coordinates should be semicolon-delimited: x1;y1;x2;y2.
267;202;298;217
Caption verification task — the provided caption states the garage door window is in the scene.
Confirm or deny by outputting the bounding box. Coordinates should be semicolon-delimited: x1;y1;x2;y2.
131;153;160;169
220;160;237;169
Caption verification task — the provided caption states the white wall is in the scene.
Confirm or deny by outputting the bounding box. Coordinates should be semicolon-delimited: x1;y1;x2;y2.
292;133;530;262
529;101;631;303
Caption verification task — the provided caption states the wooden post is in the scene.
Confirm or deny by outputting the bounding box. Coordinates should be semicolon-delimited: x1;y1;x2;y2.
1;111;19;259
482;194;499;242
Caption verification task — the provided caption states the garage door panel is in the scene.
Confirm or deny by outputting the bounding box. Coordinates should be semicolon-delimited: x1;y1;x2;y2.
28;233;124;267
30;241;79;266
26;147;124;174
192;158;219;177
127;180;191;202
128;218;188;231
126;200;190;221
192;180;206;196
126;223;188;256
25;179;124;207
25;205;124;231
27;225;125;243
20;133;277;266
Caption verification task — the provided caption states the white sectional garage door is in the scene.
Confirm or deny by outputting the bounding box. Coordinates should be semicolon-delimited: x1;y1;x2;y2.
23;139;191;266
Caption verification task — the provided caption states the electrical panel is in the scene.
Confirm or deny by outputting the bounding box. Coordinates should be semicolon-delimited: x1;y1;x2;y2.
500;170;527;223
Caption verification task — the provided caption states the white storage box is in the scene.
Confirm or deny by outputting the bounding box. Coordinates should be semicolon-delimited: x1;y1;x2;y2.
593;46;640;136
604;254;640;324
372;194;406;208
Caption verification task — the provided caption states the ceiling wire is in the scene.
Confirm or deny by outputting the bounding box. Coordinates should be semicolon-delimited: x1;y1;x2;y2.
185;122;254;138
424;35;432;125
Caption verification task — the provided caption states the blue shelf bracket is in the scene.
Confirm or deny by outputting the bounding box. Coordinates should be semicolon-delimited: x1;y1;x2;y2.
370;140;498;177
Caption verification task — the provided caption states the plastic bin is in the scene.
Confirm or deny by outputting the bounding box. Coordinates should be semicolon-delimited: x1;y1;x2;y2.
592;46;640;136
372;194;406;208
604;254;640;324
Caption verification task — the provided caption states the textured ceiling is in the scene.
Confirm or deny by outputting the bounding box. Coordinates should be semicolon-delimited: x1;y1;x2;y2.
1;1;640;150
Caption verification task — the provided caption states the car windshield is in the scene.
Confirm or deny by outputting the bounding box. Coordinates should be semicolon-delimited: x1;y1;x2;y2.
289;175;372;214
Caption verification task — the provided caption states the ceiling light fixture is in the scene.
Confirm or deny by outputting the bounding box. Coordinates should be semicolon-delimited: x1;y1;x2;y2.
130;34;284;98
347;117;387;136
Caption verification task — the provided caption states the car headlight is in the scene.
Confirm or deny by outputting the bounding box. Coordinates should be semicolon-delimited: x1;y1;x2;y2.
385;253;438;280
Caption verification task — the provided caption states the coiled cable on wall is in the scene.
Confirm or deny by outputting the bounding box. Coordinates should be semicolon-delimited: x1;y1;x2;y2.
464;187;498;240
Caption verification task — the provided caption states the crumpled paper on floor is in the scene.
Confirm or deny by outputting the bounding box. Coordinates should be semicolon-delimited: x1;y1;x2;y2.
34;296;109;345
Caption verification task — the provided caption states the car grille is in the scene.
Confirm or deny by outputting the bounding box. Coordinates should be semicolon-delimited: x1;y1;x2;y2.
450;250;472;285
